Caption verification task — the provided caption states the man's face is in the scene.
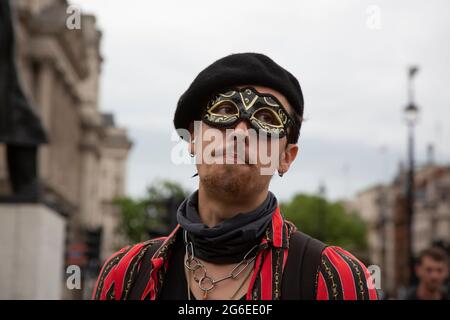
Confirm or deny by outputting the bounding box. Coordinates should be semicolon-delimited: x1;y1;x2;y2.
416;256;449;292
190;85;298;199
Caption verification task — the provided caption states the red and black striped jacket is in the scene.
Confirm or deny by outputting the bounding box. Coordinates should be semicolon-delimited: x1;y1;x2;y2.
92;207;378;300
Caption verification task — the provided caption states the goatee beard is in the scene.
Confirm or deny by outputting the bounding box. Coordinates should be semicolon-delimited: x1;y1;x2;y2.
200;164;267;200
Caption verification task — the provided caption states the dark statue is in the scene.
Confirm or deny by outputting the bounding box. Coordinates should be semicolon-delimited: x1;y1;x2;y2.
0;0;47;202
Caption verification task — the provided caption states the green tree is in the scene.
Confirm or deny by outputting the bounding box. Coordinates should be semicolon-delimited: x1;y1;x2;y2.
114;179;190;244
280;194;368;252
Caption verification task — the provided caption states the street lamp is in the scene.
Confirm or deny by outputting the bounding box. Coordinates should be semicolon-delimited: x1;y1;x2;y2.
403;66;419;285
404;104;419;125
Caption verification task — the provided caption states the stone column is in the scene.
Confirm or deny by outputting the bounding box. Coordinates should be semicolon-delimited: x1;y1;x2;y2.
79;123;101;228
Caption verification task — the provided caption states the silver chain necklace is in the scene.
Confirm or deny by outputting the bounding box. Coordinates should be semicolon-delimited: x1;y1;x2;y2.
183;230;259;299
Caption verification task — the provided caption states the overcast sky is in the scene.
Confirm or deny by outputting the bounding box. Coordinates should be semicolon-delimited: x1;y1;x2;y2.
73;0;450;202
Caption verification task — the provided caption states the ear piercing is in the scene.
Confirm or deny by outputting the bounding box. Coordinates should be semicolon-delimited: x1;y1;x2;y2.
190;139;195;157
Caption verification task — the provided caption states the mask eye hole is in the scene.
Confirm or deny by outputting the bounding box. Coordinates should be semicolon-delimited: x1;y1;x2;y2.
209;102;239;116
253;108;283;126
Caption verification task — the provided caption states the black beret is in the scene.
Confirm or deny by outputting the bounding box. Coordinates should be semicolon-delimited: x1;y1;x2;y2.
174;52;304;134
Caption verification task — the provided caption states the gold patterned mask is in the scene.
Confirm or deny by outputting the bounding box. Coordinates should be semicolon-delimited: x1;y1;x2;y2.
202;87;296;141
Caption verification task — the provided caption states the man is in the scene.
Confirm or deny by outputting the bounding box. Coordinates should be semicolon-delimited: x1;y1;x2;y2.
92;53;377;300
404;247;449;300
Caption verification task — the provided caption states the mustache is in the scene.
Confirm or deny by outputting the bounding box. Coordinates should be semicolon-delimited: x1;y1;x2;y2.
210;142;251;164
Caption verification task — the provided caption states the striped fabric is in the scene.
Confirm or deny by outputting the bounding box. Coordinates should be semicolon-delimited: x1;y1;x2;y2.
316;246;378;300
92;207;377;300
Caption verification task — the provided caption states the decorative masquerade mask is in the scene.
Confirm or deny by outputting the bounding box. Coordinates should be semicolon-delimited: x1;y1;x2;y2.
202;87;297;141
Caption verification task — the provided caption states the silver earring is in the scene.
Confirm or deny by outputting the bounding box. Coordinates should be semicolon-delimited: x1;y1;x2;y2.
190;139;196;157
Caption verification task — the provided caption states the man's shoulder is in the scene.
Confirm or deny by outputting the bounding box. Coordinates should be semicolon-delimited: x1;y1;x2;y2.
92;237;167;300
286;229;369;277
317;245;378;300
290;230;367;278
285;226;378;300
320;245;370;275
107;237;167;266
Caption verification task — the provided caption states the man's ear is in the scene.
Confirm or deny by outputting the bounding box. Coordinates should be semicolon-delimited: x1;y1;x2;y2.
279;143;298;174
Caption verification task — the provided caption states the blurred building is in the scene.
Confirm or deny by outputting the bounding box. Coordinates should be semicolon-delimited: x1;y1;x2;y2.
350;158;450;298
0;0;131;299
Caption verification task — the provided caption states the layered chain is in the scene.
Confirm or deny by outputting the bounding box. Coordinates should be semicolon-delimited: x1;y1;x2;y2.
183;230;259;299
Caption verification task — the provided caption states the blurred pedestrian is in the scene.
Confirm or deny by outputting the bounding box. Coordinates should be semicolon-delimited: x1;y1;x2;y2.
404;247;449;300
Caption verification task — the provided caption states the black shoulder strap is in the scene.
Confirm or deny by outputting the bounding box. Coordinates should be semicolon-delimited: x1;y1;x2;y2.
127;240;164;300
281;231;326;300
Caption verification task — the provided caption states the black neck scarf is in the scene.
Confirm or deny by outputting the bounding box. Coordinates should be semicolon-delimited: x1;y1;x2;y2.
176;190;278;264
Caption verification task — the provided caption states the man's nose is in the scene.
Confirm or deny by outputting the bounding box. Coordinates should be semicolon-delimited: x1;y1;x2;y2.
230;119;251;145
234;119;251;132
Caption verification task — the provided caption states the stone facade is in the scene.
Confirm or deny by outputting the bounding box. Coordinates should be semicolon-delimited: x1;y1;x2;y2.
350;163;450;298
0;0;131;299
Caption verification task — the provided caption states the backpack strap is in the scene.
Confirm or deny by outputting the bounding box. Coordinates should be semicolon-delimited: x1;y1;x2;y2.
127;240;164;300
281;231;326;300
